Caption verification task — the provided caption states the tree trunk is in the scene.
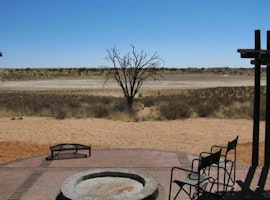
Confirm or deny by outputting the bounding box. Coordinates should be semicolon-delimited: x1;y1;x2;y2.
126;96;133;110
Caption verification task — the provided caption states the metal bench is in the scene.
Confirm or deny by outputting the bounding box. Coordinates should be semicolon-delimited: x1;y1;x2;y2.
47;143;91;160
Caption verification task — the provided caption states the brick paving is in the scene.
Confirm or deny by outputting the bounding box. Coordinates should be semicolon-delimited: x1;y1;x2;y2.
0;149;269;200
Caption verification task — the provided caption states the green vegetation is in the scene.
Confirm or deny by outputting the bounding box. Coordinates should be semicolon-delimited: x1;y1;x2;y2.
0;86;266;121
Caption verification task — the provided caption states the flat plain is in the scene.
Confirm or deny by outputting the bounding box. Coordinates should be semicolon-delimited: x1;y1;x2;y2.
0;74;266;166
0;74;265;90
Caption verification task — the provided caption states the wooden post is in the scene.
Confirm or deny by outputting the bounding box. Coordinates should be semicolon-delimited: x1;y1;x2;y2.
237;30;270;167
252;30;261;167
265;30;270;167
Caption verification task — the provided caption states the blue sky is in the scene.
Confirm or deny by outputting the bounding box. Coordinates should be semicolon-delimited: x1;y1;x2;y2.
1;0;270;68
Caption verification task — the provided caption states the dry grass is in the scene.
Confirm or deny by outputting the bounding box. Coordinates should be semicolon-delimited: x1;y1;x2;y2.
0;86;266;121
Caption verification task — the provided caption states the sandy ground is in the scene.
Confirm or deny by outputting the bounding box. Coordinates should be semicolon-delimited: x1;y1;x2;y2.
0;117;266;166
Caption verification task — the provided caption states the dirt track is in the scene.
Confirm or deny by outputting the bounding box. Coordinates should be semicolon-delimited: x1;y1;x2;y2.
0;75;265;90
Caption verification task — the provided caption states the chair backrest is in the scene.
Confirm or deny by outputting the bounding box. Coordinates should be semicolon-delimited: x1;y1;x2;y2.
199;149;221;171
226;135;238;153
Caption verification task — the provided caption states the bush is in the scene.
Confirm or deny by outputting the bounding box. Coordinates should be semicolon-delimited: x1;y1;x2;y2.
110;98;129;112
193;97;220;117
0;86;266;121
195;103;215;117
55;109;67;119
159;101;191;120
91;104;108;118
141;96;156;107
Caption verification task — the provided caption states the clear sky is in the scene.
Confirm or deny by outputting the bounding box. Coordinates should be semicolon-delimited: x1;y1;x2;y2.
1;0;270;68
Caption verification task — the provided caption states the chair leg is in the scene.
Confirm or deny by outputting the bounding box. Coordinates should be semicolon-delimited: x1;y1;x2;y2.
224;165;235;191
173;188;182;200
168;170;174;200
169;183;195;200
168;184;185;200
168;180;174;200
181;186;194;200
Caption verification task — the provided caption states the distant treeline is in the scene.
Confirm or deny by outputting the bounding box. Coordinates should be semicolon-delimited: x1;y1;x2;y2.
0;67;266;81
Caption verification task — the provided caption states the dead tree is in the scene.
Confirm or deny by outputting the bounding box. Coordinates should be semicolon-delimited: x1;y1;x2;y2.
105;45;162;109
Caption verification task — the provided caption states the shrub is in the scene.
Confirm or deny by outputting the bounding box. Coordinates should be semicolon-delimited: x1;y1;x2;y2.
55;109;67;119
110;98;129;112
159;101;191;120
195;103;215;117
91;104;109;118
141;96;156;107
0;86;266;121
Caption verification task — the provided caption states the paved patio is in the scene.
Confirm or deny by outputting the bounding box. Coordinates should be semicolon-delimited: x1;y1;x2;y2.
0;149;269;200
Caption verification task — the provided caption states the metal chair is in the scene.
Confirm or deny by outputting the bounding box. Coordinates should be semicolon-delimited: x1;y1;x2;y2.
201;135;238;193
169;150;221;200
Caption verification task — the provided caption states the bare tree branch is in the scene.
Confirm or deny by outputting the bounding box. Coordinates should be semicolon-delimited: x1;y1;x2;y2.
105;45;163;109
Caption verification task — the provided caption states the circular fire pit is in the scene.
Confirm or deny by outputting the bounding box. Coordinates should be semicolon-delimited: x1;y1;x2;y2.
61;168;159;200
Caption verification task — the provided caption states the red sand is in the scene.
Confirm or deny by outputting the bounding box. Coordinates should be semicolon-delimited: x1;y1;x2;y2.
0;117;266;166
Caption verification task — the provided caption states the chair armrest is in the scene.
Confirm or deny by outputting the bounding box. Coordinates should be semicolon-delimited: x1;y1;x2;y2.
199;151;211;158
171;166;194;174
211;145;226;153
200;151;226;160
191;158;200;171
170;166;199;183
171;166;198;178
223;159;234;167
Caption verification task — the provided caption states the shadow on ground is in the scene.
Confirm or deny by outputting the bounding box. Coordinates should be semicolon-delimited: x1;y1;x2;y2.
202;166;270;200
201;190;270;200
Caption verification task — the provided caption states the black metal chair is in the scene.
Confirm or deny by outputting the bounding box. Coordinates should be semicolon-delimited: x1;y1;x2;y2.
169;150;221;200
201;135;238;193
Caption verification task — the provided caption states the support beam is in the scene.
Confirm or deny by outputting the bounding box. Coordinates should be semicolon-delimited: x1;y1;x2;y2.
252;30;261;167
238;30;270;167
265;30;270;167
251;59;270;65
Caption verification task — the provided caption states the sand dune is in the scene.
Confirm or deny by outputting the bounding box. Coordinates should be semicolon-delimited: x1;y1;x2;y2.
0;117;266;166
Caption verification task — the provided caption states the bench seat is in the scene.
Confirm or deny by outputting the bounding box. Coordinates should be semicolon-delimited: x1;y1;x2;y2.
47;143;91;160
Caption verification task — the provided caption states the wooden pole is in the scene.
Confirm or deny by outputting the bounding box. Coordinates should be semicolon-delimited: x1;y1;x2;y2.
252;30;261;167
265;30;270;167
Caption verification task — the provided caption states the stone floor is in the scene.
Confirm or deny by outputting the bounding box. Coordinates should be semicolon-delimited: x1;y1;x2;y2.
0;149;269;200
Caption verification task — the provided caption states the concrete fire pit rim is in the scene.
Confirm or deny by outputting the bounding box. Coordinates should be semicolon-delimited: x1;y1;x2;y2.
61;168;159;200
